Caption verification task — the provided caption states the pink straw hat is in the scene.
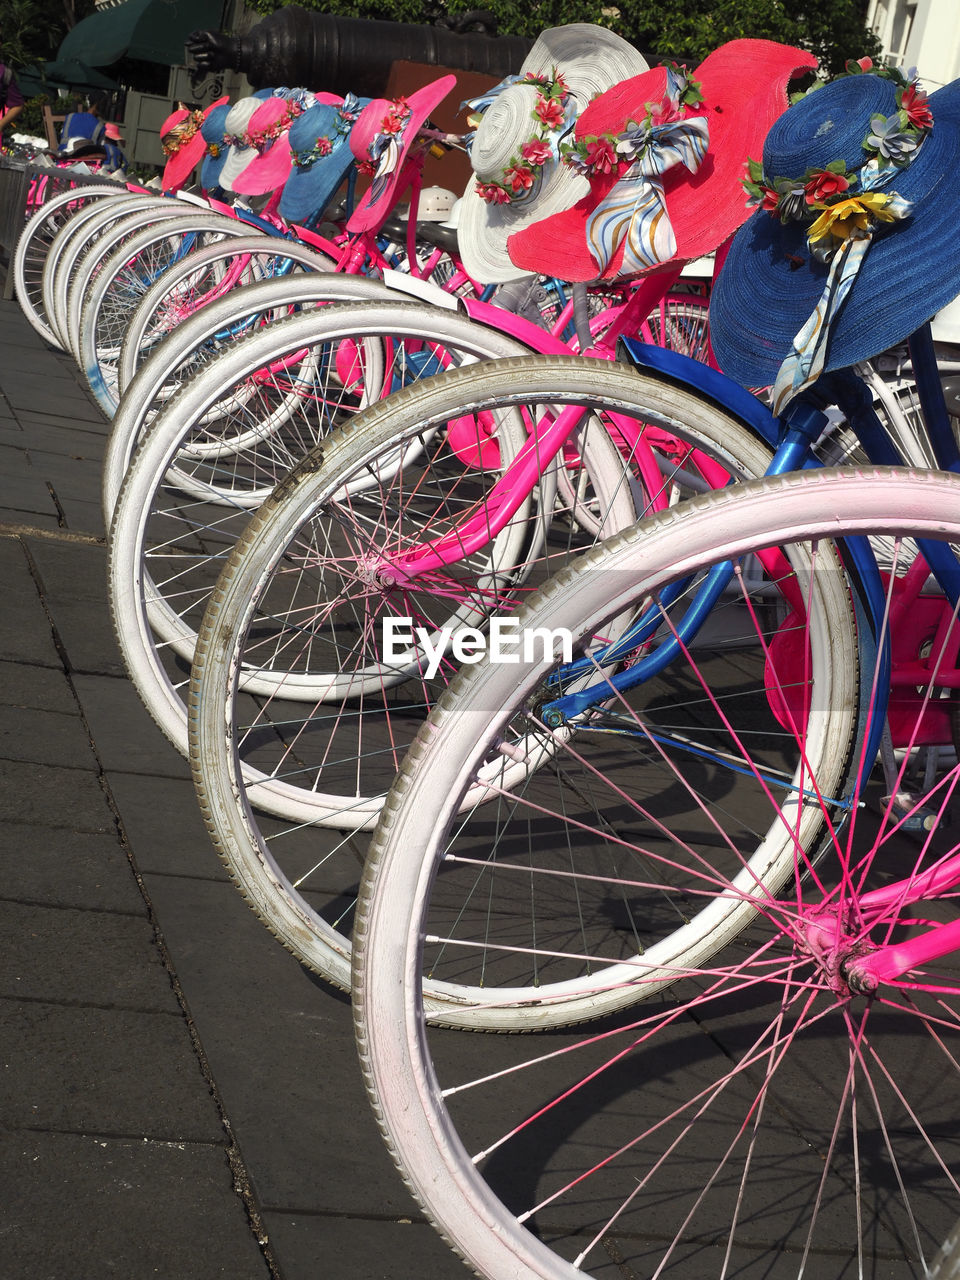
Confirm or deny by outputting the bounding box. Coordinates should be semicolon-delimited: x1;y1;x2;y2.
508;39;817;282
161;97;229;191
345;75;457;234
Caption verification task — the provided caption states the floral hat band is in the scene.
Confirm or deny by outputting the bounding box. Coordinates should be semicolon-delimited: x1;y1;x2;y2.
560;65;709;275
291;93;362;169
467;68;577;205
745;64;933;414
355;97;414;190
162;109;205;158
243;99;306;153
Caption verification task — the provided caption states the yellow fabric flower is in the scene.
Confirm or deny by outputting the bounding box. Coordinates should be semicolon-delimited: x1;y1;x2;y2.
807;192;900;246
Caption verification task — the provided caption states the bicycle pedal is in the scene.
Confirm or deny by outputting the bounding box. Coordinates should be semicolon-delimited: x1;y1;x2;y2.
882;792;947;832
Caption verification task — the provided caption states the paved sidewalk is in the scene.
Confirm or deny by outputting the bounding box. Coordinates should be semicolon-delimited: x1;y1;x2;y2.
0;297;464;1277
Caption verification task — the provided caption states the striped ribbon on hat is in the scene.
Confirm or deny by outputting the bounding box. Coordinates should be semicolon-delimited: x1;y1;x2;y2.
770;162;914;415
584;114;709;276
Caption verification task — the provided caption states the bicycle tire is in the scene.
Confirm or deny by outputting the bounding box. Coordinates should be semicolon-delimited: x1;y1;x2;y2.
77;214;255;414
13;183;126;346
62;202;232;362
354;467;960;1279
186;355;783;988
108;300;539;761
114;235;339;399
42;196;185;354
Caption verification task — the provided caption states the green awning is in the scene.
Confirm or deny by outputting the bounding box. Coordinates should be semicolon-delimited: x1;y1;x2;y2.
58;0;225;68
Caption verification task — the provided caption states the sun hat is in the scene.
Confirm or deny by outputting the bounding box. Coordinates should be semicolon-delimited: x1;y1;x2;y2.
710;64;960;413
199;101;234;190
455;24;651;285
161;96;229;191
345;75;457;234
218;94;277;192
230;90;343;197
507;39;817;282
278;94;370;223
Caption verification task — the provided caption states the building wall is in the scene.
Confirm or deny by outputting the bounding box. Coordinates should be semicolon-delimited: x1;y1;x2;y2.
867;0;960;89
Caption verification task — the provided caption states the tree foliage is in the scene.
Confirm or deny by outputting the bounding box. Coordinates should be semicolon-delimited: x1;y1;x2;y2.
0;0;96;67
244;0;880;77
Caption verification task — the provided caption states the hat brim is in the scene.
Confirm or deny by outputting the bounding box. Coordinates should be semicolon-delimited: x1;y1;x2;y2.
280;143;357;223
231;133;294;195
346;76;457;233
219;144;259;192
711;77;960;387
508;41;816;281
457;24;650;284
201;148;229;190
162;96;229;192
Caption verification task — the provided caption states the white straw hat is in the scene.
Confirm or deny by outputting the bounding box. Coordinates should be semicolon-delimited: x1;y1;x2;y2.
457;24;649;284
218;96;271;191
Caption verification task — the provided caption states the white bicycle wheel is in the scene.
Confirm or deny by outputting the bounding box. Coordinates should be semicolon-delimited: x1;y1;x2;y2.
186;356;782;988
108;301;537;756
40;194;173;352
76;214;253;414
114;235;338;399
61;203;232;363
13;183;125;346
101;273;393;525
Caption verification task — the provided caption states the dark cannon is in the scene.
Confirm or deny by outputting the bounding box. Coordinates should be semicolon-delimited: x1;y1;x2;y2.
185;5;534;99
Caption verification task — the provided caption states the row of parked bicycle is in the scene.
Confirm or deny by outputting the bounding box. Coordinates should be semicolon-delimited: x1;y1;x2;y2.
13;22;960;1278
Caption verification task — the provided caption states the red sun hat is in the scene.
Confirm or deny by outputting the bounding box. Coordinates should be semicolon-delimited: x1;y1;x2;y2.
508;39;818;282
161;96;229;191
345;75;457;234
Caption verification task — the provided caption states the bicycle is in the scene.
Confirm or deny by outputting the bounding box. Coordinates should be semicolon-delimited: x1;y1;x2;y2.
353;463;960;1279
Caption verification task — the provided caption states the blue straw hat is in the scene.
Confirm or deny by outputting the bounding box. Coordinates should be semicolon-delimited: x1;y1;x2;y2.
199;101;233;189
711;70;960;397
279;96;370;224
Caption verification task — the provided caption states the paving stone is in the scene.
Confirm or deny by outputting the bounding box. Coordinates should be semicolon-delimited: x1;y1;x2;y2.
24;446;103;490
0;999;225;1141
3;1131;269;1280
0;542;61;667
0;659;73;713
0;759;112;832
74;672;189;779
49;492;106;539
0;899;178;1011
26;536;107;601
0;505;62;534
0;824;147;914
4;385;106;423
42;599;126;678
139;872;412;1216
0;363;88;390
106;772;224;879
0;703;96;770
1;416;108;452
0;473;59;521
262;1211;465;1280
